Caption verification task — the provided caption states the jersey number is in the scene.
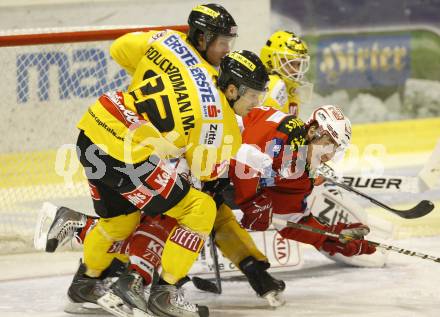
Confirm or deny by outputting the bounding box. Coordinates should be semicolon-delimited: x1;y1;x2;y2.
131;75;175;132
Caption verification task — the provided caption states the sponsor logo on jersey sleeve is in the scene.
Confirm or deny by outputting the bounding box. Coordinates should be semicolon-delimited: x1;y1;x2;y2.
200;123;223;147
162;33;201;67
188;66;223;121
201;103;223;119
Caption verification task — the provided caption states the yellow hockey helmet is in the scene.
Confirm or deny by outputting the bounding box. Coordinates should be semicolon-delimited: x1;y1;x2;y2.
260;30;310;82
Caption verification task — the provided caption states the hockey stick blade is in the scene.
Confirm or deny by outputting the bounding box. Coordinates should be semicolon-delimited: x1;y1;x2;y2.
324;177;435;219
192;276;221;294
395;200;435;219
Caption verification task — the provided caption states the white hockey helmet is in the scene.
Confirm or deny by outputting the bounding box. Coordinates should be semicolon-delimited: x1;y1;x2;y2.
307;105;352;151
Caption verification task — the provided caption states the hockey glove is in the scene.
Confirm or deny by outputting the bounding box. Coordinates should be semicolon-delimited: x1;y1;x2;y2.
239;194;273;231
203;178;231;208
320;223;376;257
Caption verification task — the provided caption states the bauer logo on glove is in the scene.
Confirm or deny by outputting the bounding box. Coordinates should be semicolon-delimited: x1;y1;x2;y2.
239;194;273;231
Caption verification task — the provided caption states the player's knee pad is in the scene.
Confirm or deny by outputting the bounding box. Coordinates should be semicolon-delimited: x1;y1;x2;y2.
128;216;176;284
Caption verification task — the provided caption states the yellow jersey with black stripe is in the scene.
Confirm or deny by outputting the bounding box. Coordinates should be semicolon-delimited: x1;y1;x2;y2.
77;64;241;182
263;74;301;116
110;29;218;90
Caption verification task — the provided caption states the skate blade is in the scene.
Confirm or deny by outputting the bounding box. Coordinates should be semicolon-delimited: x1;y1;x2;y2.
33;202;58;250
64;300;107;314
264;290;286;307
97;292;133;317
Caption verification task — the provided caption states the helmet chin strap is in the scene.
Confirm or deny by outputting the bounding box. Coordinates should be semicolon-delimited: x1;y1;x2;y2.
227;94;240;108
224;83;241;108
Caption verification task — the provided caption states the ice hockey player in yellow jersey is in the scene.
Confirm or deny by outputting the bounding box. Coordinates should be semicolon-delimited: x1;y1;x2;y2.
110;3;238;91
107;2;286;310
59;4;281;316
260;30;311;116
67;50;268;317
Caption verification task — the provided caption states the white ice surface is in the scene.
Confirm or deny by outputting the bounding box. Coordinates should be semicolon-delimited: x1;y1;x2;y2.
1;237;440;317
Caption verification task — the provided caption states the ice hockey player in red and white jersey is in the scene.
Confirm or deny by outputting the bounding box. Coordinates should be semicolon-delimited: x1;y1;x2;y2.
257;30;391;267
230;105;377;257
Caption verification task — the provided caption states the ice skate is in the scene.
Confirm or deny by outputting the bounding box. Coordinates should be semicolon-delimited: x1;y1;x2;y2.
148;273;209;317
98;269;151;317
65;261;112;314
45;205;87;252
239;256;286;307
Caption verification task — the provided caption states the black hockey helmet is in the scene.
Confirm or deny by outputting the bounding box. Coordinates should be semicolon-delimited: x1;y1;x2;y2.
218;50;269;92
187;3;238;47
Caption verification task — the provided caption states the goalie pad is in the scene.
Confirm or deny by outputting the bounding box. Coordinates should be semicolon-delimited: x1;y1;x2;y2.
308;184;395;267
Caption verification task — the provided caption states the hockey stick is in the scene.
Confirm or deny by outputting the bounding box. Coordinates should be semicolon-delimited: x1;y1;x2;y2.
192;232;222;294
272;218;440;263
323;176;435;219
209;231;222;294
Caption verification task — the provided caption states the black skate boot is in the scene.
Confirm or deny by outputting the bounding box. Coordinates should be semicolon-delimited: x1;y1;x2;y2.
65;259;125;314
148;273;209;317
46;206;87;252
98;267;156;317
239;256;286;307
